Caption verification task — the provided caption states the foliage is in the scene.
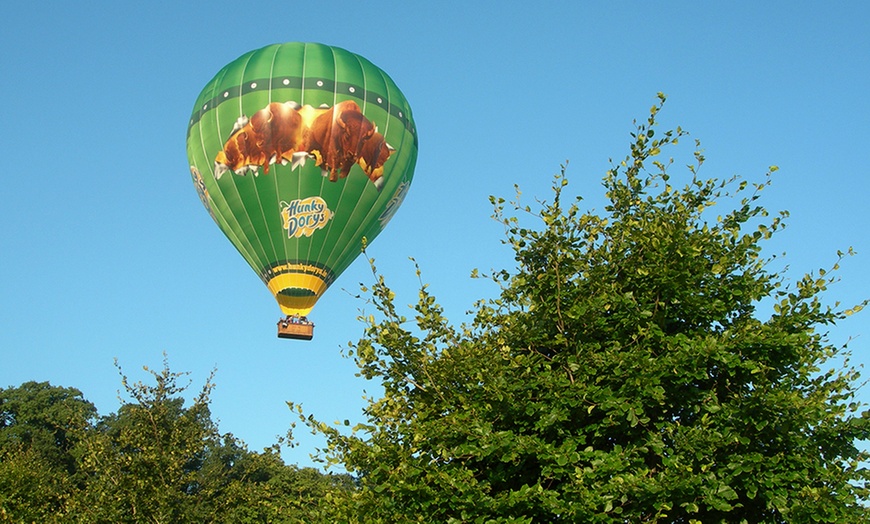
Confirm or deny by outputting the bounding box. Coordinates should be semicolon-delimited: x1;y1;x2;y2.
0;381;96;522
0;359;352;523
302;94;870;523
69;360;232;522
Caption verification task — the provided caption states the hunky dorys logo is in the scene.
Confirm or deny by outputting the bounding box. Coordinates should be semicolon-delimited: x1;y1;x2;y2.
280;197;333;238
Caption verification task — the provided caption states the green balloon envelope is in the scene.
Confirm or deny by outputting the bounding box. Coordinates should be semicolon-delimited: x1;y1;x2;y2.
186;43;417;316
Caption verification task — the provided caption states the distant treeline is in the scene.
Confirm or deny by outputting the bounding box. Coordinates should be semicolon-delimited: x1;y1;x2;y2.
0;361;353;523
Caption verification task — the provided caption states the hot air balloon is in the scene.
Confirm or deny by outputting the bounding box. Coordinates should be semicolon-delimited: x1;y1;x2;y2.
186;43;417;340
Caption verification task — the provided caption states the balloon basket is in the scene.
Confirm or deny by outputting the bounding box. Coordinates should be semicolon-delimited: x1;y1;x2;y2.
277;316;314;340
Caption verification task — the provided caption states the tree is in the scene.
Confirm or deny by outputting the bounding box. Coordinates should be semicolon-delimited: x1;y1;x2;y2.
0;381;96;522
69;359;271;522
65;357;354;523
302;94;870;523
0;361;353;523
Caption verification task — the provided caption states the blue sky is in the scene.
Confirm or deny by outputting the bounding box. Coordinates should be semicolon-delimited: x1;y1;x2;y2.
1;2;868;469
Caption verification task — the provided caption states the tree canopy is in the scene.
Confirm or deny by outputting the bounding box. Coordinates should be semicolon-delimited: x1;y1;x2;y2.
0;381;96;522
0;358;351;523
300;94;870;523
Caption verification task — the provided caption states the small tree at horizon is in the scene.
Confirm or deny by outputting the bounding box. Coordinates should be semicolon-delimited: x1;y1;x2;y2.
0;381;97;522
299;94;870;523
71;357;353;523
0;358;354;523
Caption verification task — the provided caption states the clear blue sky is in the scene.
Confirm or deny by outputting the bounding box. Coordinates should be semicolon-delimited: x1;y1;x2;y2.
2;2;868;469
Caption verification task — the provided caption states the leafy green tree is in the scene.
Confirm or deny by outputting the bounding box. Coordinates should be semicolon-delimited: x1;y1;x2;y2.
0;381;96;522
68;359;265;522
64;358;354;523
0;361;353;523
250;464;357;523
302;94;870;523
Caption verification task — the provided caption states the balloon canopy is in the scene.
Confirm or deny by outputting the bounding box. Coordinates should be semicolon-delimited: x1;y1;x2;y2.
186;43;417;317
